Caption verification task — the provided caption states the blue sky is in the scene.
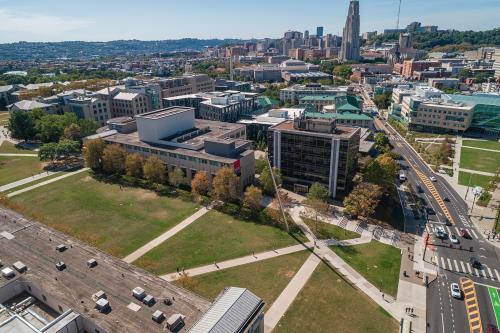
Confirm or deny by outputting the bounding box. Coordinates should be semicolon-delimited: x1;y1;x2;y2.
0;0;498;43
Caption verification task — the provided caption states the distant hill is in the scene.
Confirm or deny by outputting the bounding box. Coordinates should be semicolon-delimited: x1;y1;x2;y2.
0;38;245;61
366;27;500;52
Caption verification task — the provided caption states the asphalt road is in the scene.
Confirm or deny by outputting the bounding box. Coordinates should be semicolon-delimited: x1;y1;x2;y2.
374;117;500;333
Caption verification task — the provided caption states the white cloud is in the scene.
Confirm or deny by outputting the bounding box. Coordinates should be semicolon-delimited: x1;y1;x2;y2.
0;9;90;36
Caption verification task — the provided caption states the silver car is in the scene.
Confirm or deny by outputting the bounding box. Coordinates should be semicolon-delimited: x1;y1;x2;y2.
450;283;461;299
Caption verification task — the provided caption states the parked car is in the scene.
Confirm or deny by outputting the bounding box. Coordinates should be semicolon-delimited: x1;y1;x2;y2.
416;185;424;193
450;283;462;299
460;229;471;239
450;234;459;244
426;207;436;215
430;176;437;182
469;257;482;269
443;197;450;202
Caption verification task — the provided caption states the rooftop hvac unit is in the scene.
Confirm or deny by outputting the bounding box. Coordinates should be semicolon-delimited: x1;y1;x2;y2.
12;261;27;273
87;259;98;268
152;310;165;323
166;314;185;332
132;287;146;301
1;267;15;279
95;298;110;313
143;295;155;307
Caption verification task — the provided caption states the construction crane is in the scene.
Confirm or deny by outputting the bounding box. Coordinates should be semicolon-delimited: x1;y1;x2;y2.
396;0;402;30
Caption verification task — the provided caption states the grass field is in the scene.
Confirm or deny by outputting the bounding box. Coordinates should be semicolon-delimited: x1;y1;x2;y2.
9;171;200;257
273;262;399;333
176;251;310;308
303;217;359;240
4;172;65;194
458;171;494;189
0;141;37;154
0;156;44;185
133;210;306;275
462;140;500;151
460;147;500;174
331;241;401;296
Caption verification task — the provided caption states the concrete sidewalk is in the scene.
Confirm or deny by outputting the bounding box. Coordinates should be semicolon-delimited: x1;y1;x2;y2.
0;153;38;157
461;145;500;153
161;242;313;282
124;206;210;263
0;170;59;192
264;253;321;333
7;168;89;198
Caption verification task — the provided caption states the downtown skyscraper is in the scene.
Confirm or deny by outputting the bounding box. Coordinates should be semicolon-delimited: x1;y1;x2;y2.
339;0;360;62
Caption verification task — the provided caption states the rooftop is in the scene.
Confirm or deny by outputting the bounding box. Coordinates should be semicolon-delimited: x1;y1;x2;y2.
136;107;192;120
270;120;359;139
0;208;210;333
113;92;140;101
305;111;372;121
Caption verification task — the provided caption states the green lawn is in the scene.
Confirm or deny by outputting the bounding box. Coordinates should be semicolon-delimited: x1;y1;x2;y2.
460;147;500;174
331;241;401;296
462;140;500;151
4;171;64;194
274;262;399;333
9;171;200;257
133;210;306;275
175;251;310;308
0;156;44;185
0;141;37;154
458;171;494;189
303;217;359;240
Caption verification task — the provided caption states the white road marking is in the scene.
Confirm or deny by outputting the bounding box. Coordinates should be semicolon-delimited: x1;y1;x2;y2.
445;226;452;235
460;261;466;273
453;260;459;272
479;269;486;278
441;257;446;269
474;268;480;276
466;263;472;274
494;269;500;281
486;267;494;279
470;229;478;239
454;227;460;235
447;258;452;270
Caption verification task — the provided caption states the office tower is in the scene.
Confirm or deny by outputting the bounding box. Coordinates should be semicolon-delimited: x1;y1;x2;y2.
304;30;310;39
339;0;360;62
399;33;413;49
316;26;324;37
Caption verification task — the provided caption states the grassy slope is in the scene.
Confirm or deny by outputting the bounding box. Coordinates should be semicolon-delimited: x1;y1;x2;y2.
0;156;43;184
462;140;500;151
303;217;359;240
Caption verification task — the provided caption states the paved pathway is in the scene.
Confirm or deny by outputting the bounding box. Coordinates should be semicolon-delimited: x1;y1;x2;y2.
123;206;210;263
7;168;89;198
264;253;321;333
458;167;497;177
0;153;38;157
161;242;313;281
462;145;500;153
0;170;59;192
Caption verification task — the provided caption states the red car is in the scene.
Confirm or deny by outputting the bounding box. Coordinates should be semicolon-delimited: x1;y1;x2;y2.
460;228;471;239
487;324;499;333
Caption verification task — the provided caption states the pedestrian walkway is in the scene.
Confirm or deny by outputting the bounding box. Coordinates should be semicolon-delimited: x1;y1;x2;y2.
0;153;38;157
7;168;89;198
264;252;321;333
161;242;313;282
123;206;210;263
462;145;500;153
0;170;59;192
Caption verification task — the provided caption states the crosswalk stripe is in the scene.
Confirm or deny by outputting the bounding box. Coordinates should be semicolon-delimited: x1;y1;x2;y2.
474;268;479;276
486;267;494;279
446;226;452;235
495;269;500;281
470;229;478;239
466;263;472;274
460;261;466;273
441;257;446;269
454;227;460;235
447;258;452;270
426;225;431;234
453;260;459;272
479;269;486;277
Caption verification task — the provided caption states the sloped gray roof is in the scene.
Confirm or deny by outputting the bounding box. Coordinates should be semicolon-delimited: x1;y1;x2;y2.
188;287;263;333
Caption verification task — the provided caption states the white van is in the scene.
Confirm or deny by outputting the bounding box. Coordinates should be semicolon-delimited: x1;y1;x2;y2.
399;170;406;181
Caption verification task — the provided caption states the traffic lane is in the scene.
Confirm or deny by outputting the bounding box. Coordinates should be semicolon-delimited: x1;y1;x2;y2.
476;284;500;331
427;276;448;333
443;272;470;333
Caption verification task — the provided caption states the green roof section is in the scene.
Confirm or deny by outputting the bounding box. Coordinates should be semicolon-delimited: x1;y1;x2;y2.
305;111;373;121
449;94;500;107
300;95;339;101
300;95;362;112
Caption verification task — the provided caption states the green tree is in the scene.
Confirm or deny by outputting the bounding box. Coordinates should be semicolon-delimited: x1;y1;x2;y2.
37;113;78;143
260;166;282;195
307;182;330;202
169;166;185;187
458;68;471;79
143;156;166;184
38;142;58;163
78;119;99;137
8;110;36;141
125;153;143;178
211;167;240;203
343;183;383;218
56;139;80;162
83;139;105;170
255;156;268;174
374;132;390;152
334;65;353;79
102;144;126;175
373;93;392;109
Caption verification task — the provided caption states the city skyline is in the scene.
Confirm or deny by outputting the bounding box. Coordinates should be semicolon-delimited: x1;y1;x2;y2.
0;0;499;43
